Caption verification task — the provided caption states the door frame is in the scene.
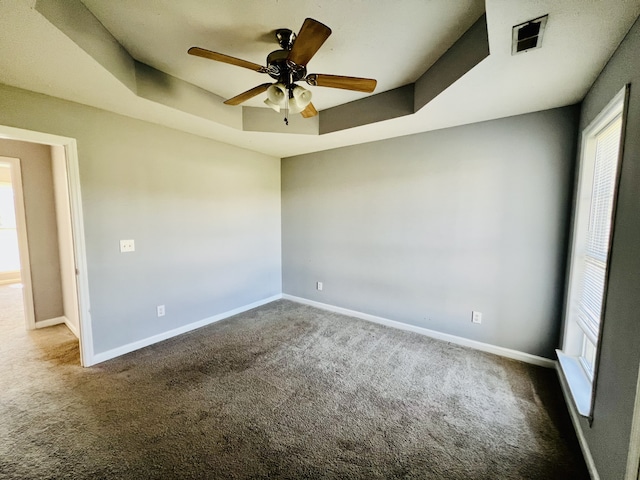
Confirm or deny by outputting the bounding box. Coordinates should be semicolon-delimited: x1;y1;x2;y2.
0;125;93;367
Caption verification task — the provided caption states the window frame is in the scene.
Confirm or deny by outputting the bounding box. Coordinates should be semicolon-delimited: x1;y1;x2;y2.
558;85;628;420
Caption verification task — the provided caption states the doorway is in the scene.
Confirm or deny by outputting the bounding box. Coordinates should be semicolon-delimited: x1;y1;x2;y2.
0;156;35;330
0;160;25;331
0;125;92;366
0;162;21;286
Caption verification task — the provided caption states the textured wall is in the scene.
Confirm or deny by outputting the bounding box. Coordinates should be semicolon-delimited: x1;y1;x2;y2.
0;84;281;355
282;106;579;359
0;139;63;322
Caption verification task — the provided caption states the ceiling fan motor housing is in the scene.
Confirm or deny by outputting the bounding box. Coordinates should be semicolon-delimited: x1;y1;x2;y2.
266;49;306;85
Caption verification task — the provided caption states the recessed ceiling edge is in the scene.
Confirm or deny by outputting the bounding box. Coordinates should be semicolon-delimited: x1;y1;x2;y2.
35;0;488;136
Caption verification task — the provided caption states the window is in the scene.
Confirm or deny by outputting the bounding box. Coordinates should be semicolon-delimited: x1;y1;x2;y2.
558;86;626;418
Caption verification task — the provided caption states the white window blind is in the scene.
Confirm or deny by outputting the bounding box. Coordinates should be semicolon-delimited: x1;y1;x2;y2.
576;117;622;348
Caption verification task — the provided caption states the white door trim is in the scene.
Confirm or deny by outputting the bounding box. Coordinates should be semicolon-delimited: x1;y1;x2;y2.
0;156;36;329
51;145;80;339
0;125;93;367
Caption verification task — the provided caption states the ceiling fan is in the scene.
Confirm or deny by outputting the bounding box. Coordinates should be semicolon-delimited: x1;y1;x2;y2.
188;18;377;124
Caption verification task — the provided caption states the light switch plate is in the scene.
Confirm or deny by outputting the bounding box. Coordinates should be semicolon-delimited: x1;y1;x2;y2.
120;239;135;252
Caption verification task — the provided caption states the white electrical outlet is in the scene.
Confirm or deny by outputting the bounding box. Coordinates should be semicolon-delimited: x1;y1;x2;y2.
119;239;135;252
157;305;165;317
317;281;323;291
472;311;482;324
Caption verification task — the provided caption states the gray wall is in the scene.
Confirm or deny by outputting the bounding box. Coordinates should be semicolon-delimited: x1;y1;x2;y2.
0;84;281;354
282;106;579;359
0;139;63;322
569;15;640;480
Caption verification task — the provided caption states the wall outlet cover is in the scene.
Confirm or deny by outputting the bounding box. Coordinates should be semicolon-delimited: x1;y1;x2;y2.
119;239;135;252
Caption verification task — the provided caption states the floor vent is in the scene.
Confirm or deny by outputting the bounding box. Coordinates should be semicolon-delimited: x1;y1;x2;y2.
512;15;548;55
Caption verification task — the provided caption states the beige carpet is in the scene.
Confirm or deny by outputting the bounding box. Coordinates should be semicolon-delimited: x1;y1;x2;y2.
0;286;588;479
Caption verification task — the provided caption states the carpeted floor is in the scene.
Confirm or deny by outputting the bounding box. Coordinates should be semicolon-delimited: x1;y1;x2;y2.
0;285;588;479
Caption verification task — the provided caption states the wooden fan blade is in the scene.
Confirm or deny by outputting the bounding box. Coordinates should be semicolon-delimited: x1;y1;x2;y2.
300;102;318;118
287;18;332;66
306;74;377;93
224;83;272;106
188;47;265;72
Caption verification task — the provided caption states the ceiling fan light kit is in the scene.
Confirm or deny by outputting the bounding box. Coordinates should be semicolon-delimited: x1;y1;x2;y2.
188;18;377;125
264;84;313;116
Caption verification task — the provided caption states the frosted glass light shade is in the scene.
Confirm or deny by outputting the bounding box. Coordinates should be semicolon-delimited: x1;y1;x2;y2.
266;83;287;106
288;97;304;114
288;85;312;114
264;98;281;112
292;85;312;106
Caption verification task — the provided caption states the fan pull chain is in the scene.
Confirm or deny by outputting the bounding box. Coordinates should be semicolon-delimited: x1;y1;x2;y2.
284;87;290;125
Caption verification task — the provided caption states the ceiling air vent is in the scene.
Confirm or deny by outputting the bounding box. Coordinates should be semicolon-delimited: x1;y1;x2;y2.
512;15;548;55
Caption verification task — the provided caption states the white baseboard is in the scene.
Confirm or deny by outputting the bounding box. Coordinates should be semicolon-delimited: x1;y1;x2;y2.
64;318;80;339
282;294;556;369
35;316;66;329
0;271;21;286
34;315;80;339
90;294;283;366
556;364;601;480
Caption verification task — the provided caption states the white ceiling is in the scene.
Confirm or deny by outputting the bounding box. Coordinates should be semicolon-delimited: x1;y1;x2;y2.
0;0;639;158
